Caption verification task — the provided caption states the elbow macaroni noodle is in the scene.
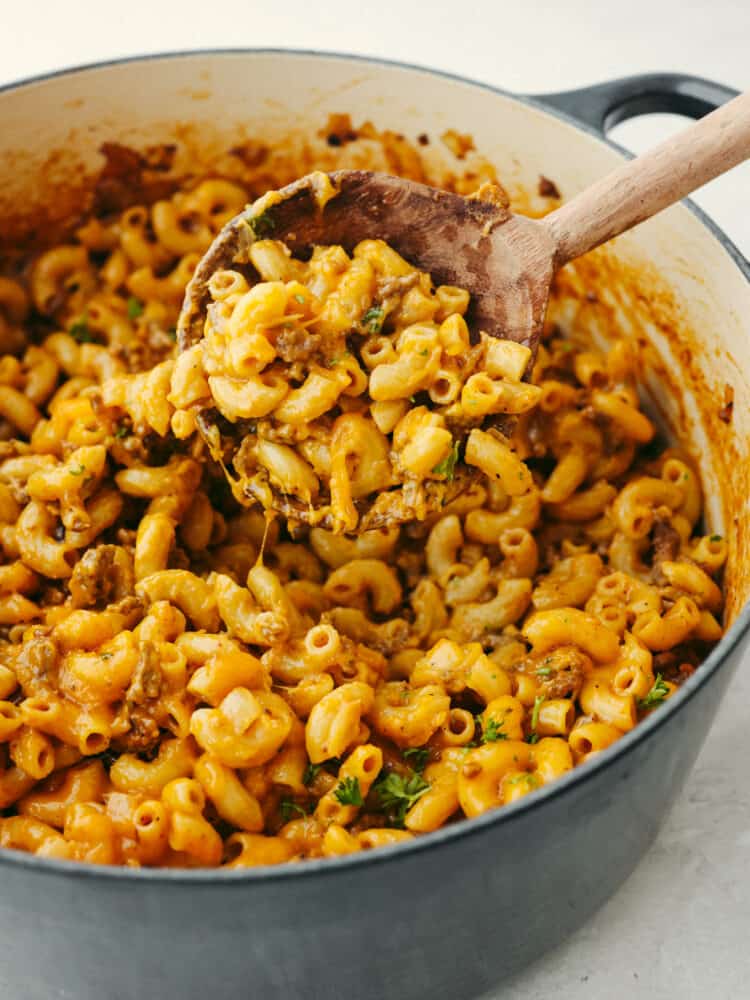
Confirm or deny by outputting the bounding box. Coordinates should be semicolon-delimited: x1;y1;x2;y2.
0;129;726;868
172;227;541;533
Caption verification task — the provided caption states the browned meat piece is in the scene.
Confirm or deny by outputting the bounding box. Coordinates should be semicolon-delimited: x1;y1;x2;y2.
114;322;178;374
126;641;163;706
68;545;135;609
12;634;59;689
323;609;410;657
375;272;420;301
108;595;146;630
114;710;160;753
112;641;164;754
275;327;325;364
517;645;591;701
350;812;389;835
652;648;699;685
652;515;681;567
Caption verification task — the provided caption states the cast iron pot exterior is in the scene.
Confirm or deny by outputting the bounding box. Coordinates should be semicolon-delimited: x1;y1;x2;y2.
0;53;748;1000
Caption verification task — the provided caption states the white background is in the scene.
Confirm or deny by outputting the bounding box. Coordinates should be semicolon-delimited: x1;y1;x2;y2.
3;1;750;998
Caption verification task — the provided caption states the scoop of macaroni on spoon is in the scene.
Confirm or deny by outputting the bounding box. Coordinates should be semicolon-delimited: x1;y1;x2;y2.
176;92;750;533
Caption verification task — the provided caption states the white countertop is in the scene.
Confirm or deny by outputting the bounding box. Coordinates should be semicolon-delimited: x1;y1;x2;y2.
3;1;750;997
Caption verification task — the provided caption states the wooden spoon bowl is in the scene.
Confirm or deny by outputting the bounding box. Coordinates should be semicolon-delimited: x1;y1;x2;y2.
178;91;750;530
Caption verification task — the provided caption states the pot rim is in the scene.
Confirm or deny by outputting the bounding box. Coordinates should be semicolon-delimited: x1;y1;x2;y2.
1;46;748;885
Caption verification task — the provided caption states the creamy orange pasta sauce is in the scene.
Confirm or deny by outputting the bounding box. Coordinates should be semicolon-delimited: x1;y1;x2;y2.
0;124;726;868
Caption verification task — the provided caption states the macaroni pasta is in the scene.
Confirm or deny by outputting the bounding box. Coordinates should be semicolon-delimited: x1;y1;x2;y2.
0;125;726;868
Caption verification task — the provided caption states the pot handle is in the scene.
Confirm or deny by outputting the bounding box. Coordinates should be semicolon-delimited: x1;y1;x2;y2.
533;73;739;135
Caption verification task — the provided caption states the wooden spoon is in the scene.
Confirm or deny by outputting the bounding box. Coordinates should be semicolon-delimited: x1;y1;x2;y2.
178;91;750;528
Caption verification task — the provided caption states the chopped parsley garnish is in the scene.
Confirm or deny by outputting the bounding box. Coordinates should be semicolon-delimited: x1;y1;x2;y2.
507;772;541;788
280;799;309;822
68;464;86;476
167;327;177;341
638;673;670;710
536;666;553;677
326;351;351;367
432;440;460;481
481;717;508;743
526;694;545;743
403;747;430;773
294;293;306;305
114;424;129;439
69;316;93;343
709;534;723;542
100;652;112;661
361;306;384;333
333;776;363;807
303;762;322;786
126;296;144;320
375;770;430;826
247;210;275;237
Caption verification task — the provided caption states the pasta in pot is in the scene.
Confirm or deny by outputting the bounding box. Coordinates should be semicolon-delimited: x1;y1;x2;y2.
0;123;726;868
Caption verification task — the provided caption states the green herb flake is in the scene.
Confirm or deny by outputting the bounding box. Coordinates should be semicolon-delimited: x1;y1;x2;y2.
403;747;430;773
375;770;430;827
68;464;86;477
526;732;540;745
114;424;129;439
280;799;309;823
361;306;384;333
507;772;541;788
638;673;670;711
481;717;508;743
294;293;306;305
536;666;553;677
419;349;429;357
69;315;93;343
248;210;275;237
709;534;723;542
303;763;322;786
333;776;363;807
127;296;144;320
432;440;460;481
529;694;545;734
100;652;113;661
167;327;177;342
327;350;351;368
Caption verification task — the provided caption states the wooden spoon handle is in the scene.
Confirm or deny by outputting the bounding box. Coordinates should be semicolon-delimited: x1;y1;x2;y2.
543;90;750;268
